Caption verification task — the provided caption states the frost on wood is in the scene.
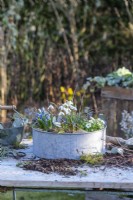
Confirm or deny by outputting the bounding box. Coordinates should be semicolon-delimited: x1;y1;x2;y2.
120;110;133;137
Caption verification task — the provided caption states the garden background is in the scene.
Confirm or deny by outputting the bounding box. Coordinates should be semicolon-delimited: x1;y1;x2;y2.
1;1;133;199
0;0;133;112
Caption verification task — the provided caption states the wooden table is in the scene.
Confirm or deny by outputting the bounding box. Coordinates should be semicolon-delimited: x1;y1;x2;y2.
0;139;133;199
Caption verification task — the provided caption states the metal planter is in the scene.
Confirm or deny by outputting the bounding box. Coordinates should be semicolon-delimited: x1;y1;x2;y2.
32;128;106;160
0;123;24;145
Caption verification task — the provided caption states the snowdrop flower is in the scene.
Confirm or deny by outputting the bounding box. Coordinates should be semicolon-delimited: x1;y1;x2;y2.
38;109;42;113
90;117;95;121
69;105;77;111
59;105;65;110
48;104;55;111
98;118;105;124
89;117;95;123
53;121;62;128
52;116;56;123
65;101;73;106
58;111;65;116
59;101;77;112
86;123;91;129
63;108;71;115
63;101;74;108
59;106;71;115
63;103;69;107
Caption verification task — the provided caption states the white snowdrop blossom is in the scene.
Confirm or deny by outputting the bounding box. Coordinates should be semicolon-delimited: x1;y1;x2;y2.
52;116;56;123
59;106;71;115
89;117;95;123
69;105;77;111
63;108;71;115
53;122;62;128
48;105;55;111
59;101;77;113
98;118;105;124
58;111;65;116
86;123;91;129
65;101;73;106
38;108;42;113
84;117;105;132
59;105;65;110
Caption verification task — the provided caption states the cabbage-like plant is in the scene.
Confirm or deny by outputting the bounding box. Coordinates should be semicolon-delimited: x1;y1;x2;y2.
83;67;133;92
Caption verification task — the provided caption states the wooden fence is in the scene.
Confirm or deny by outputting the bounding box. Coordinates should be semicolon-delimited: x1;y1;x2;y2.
101;86;133;138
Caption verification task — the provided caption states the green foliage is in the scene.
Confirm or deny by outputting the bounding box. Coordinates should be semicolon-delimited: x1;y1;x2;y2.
34;101;105;133
93;77;106;88
82;117;105;132
37;118;53;131
12;143;27;149
1;0;133;105
80;154;103;165
0;145;8;158
0;191;84;200
83;67;133;92
106;67;133;87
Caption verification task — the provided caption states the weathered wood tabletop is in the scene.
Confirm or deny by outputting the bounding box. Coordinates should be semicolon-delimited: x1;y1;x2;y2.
0;139;133;190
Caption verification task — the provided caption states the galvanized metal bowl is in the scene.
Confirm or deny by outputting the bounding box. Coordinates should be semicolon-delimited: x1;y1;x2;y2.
0;122;24;146
32;127;106;160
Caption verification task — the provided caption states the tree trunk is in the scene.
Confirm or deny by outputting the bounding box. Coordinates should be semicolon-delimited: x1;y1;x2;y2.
69;6;79;79
0;26;7;121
